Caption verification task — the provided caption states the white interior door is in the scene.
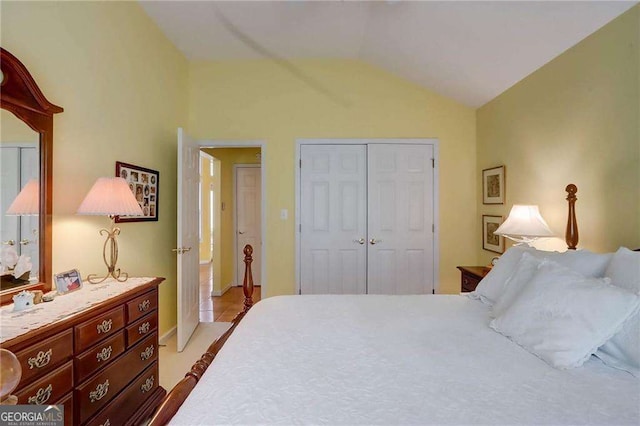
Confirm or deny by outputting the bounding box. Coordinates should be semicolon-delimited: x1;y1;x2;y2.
300;145;367;294
367;144;434;294
177;128;200;352
235;166;261;286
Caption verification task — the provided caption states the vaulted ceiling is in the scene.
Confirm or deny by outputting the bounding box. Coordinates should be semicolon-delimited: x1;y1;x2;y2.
140;1;637;107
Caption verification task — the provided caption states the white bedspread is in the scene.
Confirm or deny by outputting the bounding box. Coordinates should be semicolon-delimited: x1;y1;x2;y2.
171;295;640;425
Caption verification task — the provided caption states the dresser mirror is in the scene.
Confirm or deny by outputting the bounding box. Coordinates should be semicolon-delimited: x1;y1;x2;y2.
0;47;63;303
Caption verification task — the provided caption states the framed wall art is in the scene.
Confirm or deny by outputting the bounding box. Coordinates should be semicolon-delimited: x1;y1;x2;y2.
482;165;505;204
483;215;504;254
115;161;159;222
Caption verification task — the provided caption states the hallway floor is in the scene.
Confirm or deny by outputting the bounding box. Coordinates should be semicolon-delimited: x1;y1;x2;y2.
200;262;262;322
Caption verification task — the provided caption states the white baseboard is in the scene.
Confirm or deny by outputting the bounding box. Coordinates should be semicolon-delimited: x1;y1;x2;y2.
212;282;234;297
159;326;176;345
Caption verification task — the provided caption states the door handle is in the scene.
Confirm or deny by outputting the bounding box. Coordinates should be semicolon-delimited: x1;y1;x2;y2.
352;238;365;245
172;247;192;254
238;231;245;235
369;238;382;245
2;240;15;246
19;239;31;246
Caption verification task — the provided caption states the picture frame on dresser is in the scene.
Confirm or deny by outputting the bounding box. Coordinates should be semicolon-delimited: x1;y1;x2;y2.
482;165;505;204
482;215;504;253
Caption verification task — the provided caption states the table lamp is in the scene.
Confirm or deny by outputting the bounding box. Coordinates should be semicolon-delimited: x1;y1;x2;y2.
6;179;39;215
494;204;554;245
77;177;143;283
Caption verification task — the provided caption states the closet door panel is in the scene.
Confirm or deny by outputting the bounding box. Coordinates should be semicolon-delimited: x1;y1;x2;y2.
368;144;434;295
300;145;367;294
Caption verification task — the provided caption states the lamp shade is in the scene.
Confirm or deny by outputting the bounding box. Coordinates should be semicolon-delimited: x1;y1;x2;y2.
6;179;39;215
494;205;554;238
77;177;143;216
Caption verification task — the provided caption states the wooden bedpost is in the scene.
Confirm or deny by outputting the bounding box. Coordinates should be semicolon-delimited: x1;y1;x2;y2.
243;244;254;312
565;184;579;250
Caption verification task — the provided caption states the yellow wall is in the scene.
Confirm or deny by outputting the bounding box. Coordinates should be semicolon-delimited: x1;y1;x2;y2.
199;153;214;264
1;110;39;143
2;2;188;336
202;148;261;293
477;6;640;263
191;60;477;295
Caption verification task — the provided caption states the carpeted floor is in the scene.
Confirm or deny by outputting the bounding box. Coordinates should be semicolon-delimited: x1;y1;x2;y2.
159;322;232;390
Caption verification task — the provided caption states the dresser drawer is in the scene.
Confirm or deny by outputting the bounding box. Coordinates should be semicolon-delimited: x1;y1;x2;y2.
75;332;126;384
15;360;73;406
126;311;158;348
85;362;159;426
15;329;73;386
76;333;158;423
461;272;481;292
55;392;74;426
75;306;125;352
126;288;157;323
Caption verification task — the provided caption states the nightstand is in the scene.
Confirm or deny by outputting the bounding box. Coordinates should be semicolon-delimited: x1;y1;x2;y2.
457;266;490;293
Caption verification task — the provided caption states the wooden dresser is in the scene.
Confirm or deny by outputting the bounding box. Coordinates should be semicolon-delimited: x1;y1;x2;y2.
0;277;165;426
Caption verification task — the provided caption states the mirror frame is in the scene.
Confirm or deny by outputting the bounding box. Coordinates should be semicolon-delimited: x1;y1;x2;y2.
0;47;63;304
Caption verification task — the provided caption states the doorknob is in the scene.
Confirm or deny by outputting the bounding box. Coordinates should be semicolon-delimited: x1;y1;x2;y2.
369;238;382;245
172;247;192;254
238;231;245;234
352;238;365;245
2;240;15;246
19;239;31;246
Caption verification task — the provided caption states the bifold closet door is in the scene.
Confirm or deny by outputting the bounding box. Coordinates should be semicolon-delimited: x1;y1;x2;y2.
300;145;367;294
367;144;434;294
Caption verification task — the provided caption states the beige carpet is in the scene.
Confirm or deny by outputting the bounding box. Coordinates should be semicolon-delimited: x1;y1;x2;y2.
159;322;232;391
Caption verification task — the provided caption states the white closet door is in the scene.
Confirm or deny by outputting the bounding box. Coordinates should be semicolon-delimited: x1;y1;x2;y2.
20;148;39;270
367;144;434;295
300;145;367;294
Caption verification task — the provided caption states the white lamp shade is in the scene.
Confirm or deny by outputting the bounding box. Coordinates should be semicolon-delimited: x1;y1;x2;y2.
77;177;143;216
494;205;554;238
6;179;39;215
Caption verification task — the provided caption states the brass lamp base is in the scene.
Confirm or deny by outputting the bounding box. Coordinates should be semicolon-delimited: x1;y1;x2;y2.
88;216;130;284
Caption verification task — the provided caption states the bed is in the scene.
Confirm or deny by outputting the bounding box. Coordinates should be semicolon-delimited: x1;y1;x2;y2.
150;185;640;425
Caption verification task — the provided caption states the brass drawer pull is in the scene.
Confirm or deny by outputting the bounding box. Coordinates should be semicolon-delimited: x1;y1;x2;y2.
140;375;154;393
140;345;154;361
28;384;52;405
96;319;113;334
89;379;109;403
138;299;150;312
100;420;111;426
96;345;113;362
138;322;151;335
28;349;52;369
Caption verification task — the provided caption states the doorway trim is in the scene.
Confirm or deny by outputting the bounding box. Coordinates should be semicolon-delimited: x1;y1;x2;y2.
233;164;261;288
294;138;440;295
198;139;266;299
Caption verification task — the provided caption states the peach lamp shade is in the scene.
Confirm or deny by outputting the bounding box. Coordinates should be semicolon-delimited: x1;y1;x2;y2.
77;177;142;216
6;179;39;215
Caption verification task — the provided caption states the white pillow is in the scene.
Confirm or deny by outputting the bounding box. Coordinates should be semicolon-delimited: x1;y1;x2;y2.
490;260;640;369
532;249;612;278
470;246;532;305
595;247;640;376
491;252;543;318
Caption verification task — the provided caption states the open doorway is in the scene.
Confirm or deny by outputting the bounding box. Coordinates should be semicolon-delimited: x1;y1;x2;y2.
198;146;263;322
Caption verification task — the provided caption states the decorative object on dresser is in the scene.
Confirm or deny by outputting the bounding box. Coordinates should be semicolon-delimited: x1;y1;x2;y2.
54;269;83;294
115;162;160;222
0;48;63;304
0;276;165;426
457;266;490;292
0;348;21;404
482;165;505;204
494;204;554;245
482;215;504;253
77;177;144;284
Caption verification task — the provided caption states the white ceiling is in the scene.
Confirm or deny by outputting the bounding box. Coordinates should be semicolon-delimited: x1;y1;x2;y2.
139;1;637;107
